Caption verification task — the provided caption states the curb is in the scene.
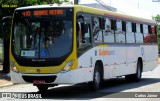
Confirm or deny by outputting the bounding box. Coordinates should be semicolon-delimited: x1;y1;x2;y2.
0;83;13;88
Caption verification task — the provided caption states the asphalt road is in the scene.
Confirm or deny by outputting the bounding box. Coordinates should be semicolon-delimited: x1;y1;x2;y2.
0;65;160;101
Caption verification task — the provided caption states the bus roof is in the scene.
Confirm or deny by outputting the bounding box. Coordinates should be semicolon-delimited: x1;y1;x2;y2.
15;4;74;10
15;4;156;25
74;5;156;25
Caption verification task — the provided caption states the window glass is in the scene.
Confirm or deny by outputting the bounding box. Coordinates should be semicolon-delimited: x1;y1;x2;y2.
93;17;103;43
116;20;122;31
126;21;135;43
136;24;140;33
76;14;92;49
83;24;91;43
103;18;115;43
126;22;132;32
132;23;136;32
122;21;126;31
140;24;143;33
143;24;148;34
115;20;125;43
135;23;143;43
143;24;150;43
148;25;151;34
150;26;157;43
13;20;73;58
111;19;116;30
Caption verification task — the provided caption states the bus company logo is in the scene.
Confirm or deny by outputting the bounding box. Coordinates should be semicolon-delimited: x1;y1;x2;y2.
95;49;115;56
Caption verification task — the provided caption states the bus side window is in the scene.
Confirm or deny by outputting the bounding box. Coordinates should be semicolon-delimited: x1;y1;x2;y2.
140;24;143;33
83;23;91;43
150;25;157;43
103;18;115;43
122;21;126;32
143;24;150;43
115;20;125;43
132;22;136;43
76;22;91;47
78;22;91;44
111;19;117;43
135;23;143;43
93;17;103;43
126;21;135;43
111;19;117;30
148;25;152;34
76;22;81;47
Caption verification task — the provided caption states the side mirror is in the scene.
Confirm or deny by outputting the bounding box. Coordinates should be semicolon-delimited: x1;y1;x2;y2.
2;23;8;34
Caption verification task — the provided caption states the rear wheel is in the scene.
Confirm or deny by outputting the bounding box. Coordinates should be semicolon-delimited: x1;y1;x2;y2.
125;60;142;82
89;65;101;91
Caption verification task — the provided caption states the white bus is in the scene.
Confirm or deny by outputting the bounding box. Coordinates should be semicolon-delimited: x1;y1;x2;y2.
10;4;158;91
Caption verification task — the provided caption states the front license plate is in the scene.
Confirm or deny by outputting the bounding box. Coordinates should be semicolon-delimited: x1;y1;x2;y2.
33;80;45;84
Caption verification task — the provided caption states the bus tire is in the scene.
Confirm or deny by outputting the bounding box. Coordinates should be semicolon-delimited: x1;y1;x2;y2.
125;60;142;82
37;85;48;92
88;65;101;91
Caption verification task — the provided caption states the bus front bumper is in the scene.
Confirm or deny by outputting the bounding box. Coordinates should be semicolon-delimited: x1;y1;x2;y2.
10;69;78;84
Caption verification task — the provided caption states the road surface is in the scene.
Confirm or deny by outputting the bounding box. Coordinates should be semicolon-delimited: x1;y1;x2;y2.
0;65;160;101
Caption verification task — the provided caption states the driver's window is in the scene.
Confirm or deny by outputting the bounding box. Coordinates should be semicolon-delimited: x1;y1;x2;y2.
76;15;91;47
83;23;91;43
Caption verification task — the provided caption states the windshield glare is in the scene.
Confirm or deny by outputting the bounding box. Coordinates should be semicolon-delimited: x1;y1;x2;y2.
13;19;72;59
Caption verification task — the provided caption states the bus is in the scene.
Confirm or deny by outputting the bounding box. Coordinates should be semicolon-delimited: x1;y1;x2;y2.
10;4;158;92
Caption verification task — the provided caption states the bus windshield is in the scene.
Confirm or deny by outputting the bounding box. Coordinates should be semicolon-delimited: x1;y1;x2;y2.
12;8;73;61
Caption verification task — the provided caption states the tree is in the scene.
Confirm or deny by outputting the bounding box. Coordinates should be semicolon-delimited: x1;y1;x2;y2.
152;14;160;22
152;14;160;53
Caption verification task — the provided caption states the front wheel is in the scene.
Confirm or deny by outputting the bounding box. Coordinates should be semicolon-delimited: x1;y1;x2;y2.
88;65;101;91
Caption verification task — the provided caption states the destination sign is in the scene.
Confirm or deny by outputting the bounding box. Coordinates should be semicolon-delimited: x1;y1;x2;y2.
22;9;65;17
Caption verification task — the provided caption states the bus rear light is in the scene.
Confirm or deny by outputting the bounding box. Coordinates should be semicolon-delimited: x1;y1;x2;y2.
61;60;74;72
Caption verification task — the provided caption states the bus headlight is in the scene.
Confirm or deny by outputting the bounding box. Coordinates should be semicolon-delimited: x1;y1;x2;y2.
61;60;74;72
10;61;19;73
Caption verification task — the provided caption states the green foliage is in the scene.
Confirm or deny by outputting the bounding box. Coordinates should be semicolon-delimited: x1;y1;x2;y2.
153;15;160;53
27;0;38;5
0;22;2;38
41;1;48;4
1;0;18;4
152;14;160;21
158;32;160;38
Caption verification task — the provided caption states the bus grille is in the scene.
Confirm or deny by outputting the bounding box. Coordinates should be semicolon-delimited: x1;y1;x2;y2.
22;75;57;83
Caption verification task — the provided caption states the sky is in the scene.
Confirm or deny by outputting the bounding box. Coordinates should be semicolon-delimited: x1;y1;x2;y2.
70;0;160;19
